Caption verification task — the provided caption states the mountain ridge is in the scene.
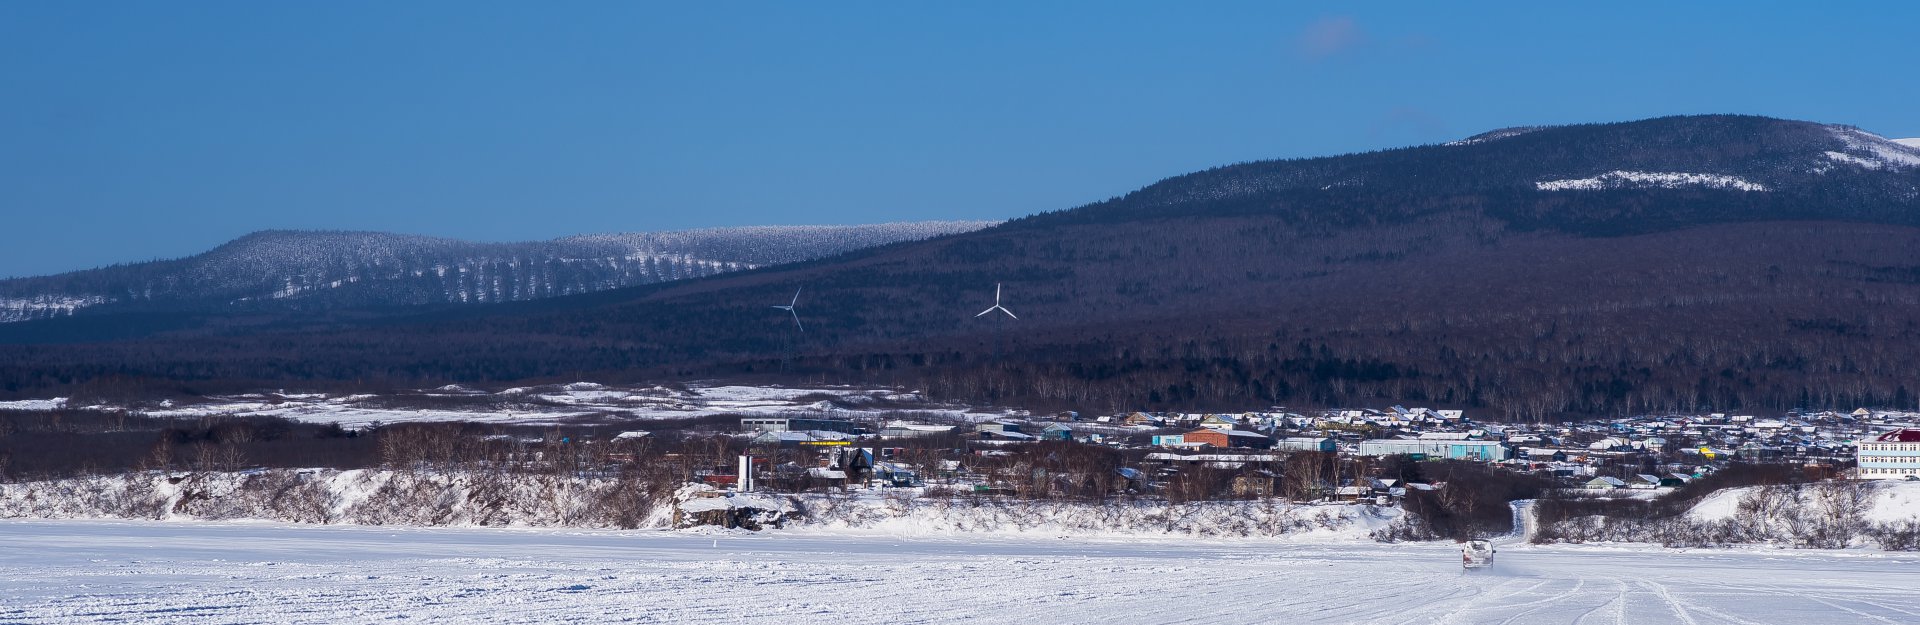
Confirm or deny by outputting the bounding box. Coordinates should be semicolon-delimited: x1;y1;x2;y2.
7;115;1920;419
0;221;996;323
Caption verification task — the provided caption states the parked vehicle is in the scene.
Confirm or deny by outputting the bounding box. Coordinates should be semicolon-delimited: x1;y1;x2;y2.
1461;540;1495;569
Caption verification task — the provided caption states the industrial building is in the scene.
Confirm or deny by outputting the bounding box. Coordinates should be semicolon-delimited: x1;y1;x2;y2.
1856;428;1920;480
1355;438;1510;461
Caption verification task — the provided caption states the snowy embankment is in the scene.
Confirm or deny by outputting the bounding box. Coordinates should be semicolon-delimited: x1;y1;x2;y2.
0;470;1398;540
792;491;1399;540
0;469;670;529
1539;480;1920;550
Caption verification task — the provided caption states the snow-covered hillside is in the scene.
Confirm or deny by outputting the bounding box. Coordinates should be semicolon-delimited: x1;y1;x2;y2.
1535;171;1768;192
0;221;996;322
1117;116;1920;214
1539;480;1920;550
0;383;1002;427
1687;479;1920;526
0;469;1392;541
1824;127;1920;171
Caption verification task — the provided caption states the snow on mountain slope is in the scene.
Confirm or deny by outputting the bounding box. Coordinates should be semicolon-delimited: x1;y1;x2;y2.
1822;127;1920;171
0;295;108;320
1896;138;1920;149
58;383;992;427
1446;125;1545;146
1536;171;1768;192
0;221;996;322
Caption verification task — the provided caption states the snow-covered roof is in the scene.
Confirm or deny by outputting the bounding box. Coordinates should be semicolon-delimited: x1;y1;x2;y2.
1189;428;1269;439
1143;453;1281;463
884;421;955;431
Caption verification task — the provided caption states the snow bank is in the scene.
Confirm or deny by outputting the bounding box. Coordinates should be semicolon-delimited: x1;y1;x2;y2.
1687;480;1920;525
1540;480;1920;550
0;469;669;529
790;492;1399;540
1;470;1398;541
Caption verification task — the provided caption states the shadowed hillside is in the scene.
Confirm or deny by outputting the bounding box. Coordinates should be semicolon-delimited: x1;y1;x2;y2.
6;115;1920;419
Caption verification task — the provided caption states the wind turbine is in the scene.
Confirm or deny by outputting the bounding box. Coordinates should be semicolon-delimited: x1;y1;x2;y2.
976;283;1016;365
975;283;1017;320
772;287;804;332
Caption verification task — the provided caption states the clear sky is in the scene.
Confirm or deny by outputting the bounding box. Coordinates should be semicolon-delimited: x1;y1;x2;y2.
3;2;1916;277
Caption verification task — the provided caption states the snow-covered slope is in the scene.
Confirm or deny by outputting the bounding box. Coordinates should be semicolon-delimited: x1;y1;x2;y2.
1687;479;1920;525
1445;125;1545;146
0;221;996;322
1822;127;1920;171
1536;171;1768;192
1114;116;1920;214
8;383;995;428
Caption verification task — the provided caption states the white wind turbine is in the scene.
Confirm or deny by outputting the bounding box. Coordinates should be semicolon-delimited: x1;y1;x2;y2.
976;283;1016;365
772;287;804;332
975;283;1017;320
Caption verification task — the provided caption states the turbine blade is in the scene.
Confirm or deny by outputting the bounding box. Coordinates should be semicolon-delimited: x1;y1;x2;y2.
791;287;802;307
1001;308;1018;320
976;307;995;317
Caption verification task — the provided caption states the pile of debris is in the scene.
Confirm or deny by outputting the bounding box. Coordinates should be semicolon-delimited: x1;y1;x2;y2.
670;484;796;530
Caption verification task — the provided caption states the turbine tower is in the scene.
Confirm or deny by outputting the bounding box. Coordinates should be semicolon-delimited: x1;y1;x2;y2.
975;283;1017;319
772;287;804;332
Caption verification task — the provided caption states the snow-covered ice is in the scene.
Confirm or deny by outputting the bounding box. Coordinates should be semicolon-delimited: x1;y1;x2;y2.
3;520;1919;624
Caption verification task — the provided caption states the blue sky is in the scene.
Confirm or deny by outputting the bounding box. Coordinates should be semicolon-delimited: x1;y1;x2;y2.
3;2;1917;277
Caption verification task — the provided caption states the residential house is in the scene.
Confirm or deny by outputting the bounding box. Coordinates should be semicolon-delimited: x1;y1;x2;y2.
1584;476;1627;490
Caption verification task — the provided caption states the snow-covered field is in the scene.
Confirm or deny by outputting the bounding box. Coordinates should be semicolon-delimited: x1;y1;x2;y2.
0;383;1007;427
4;520;1919;624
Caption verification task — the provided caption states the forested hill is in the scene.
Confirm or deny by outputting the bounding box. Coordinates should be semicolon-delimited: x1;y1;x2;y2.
0;222;993;323
1016;114;1920;232
7;115;1920;420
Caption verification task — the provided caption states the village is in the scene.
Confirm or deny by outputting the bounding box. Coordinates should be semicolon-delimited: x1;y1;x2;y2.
714;406;1920;503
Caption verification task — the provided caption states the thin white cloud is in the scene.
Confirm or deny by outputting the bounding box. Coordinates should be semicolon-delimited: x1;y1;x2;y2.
1297;16;1364;59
